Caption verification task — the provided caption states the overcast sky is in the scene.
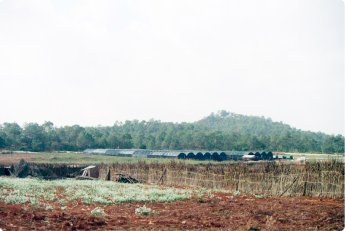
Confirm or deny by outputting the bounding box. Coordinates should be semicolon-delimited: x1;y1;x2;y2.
0;0;344;135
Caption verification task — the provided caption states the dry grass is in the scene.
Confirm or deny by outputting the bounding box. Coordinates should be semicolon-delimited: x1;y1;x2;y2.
99;160;344;198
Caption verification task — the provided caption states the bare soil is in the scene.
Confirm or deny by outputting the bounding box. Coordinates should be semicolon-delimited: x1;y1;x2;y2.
0;193;343;230
0;153;39;165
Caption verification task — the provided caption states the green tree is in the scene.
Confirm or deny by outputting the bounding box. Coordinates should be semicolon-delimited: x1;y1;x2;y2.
322;135;344;153
0;135;6;148
120;134;133;149
2;123;22;149
76;131;95;149
21;123;45;151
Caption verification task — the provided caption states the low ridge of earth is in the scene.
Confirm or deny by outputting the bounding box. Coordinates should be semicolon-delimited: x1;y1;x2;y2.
0;194;343;230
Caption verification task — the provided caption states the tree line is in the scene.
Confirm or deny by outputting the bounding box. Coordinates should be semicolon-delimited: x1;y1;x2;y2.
0;111;343;153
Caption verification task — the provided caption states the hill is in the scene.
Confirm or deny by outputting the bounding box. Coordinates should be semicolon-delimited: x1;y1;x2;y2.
0;111;343;153
196;111;343;153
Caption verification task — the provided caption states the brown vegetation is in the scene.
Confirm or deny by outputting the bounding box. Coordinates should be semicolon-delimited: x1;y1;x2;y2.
99;160;344;198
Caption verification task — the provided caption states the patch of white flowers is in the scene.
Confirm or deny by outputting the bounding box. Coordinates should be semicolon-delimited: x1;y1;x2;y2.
3;194;29;204
0;177;208;206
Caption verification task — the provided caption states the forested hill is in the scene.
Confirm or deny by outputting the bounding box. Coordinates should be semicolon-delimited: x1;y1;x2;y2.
196;111;343;153
0;111;343;153
197;111;293;136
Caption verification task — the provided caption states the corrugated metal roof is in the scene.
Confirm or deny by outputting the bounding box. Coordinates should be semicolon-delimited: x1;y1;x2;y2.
149;151;180;157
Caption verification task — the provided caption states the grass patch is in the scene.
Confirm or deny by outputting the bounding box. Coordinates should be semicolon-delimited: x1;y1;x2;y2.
22;152;232;165
0;177;202;205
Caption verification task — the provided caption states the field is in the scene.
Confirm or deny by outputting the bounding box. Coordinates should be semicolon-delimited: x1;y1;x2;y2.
0;151;343;165
0;177;343;230
0;152;214;165
0;152;344;230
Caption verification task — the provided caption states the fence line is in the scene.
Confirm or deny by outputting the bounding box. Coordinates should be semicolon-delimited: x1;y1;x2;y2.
103;167;342;179
116;168;342;181
162;174;343;188
96;165;344;198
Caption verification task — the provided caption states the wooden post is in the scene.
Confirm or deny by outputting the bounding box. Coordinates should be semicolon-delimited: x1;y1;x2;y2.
236;173;240;191
157;168;167;185
106;168;111;181
303;173;308;196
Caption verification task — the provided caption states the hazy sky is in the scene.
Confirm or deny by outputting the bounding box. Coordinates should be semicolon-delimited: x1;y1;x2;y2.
0;0;344;135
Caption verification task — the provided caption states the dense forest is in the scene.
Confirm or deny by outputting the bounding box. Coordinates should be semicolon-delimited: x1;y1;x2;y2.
0;111;343;153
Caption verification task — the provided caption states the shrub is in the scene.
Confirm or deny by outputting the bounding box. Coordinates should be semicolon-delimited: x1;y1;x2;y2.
135;205;152;216
45;205;54;210
234;191;241;196
91;207;106;216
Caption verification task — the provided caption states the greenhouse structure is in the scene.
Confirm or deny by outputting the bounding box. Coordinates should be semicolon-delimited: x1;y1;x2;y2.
83;149;275;161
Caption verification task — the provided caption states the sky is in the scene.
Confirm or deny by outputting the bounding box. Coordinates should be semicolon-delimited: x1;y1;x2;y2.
0;0;344;135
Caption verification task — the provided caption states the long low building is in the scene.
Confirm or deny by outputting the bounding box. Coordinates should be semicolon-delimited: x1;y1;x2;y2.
83;149;275;161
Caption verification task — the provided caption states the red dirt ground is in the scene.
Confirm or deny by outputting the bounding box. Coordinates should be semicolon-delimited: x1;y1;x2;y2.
0;194;343;230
